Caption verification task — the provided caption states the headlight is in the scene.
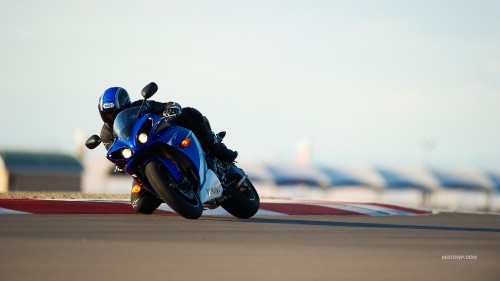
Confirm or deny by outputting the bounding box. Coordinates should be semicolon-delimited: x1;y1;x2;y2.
121;148;133;159
138;133;148;144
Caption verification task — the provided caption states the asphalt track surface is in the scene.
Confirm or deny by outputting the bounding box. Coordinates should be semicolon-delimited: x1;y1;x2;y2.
1;210;499;281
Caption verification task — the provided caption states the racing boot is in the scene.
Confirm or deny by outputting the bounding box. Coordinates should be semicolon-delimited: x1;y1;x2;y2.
210;131;238;163
211;142;238;163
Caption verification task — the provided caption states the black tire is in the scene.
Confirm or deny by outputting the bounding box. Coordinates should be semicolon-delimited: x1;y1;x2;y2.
221;177;260;218
130;181;162;214
145;159;203;219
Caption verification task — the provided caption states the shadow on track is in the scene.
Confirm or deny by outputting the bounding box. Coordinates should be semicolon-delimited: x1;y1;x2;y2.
228;218;500;233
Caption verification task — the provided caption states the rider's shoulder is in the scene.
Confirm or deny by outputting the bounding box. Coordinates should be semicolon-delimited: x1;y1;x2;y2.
129;99;162;107
130;100;145;107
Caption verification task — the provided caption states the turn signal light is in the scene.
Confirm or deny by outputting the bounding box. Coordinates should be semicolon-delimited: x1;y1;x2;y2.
131;184;142;194
181;138;191;147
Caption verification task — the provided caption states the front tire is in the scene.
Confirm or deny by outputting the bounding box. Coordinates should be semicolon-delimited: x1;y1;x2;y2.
145;159;203;219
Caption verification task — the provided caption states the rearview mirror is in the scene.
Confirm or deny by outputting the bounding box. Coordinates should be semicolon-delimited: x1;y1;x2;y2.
141;82;158;99
85;135;102;150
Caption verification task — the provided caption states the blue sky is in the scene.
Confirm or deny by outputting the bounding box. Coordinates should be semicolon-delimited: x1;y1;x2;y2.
1;0;499;168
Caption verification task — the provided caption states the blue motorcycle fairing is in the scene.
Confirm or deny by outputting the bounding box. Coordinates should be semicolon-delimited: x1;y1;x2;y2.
146;126;207;188
106;138;134;168
106;106;208;192
107;107;152;155
106;110;151;168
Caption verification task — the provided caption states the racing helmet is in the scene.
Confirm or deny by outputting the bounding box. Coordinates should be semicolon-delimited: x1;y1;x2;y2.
98;87;131;125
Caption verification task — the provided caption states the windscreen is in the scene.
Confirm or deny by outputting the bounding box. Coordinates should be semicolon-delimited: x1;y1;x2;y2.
113;107;143;141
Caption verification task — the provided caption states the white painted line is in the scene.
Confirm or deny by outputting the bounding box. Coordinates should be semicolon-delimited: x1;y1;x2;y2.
353;204;416;216
0;207;31;215
314;203;386;216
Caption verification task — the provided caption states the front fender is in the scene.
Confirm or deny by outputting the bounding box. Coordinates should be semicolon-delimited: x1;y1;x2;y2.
146;126;208;188
143;157;183;182
151;127;204;171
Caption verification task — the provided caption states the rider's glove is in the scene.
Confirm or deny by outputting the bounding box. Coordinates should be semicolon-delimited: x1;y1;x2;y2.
163;102;182;120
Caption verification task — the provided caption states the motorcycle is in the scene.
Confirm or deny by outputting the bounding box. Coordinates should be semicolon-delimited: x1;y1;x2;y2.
85;82;260;219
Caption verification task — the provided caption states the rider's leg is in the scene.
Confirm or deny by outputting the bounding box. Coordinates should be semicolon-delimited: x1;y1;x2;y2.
178;107;238;163
208;134;238;163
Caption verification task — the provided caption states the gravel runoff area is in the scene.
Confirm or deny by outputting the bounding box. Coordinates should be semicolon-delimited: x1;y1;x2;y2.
0;192;129;200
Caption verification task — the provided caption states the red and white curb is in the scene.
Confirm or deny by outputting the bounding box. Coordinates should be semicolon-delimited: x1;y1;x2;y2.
0;199;431;216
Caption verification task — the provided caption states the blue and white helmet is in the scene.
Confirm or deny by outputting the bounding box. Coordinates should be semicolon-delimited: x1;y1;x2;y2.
98;87;131;125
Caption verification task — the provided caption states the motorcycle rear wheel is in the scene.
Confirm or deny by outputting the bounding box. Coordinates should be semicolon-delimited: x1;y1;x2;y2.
221;177;260;218
145;159;203;219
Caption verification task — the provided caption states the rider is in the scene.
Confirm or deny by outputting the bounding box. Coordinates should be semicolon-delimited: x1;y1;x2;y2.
97;86;238;214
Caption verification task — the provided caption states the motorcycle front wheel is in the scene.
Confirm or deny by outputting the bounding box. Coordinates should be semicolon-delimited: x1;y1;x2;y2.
145;159;203;219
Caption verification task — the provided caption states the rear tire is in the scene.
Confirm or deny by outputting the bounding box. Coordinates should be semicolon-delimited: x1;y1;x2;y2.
221;177;260;218
145;160;203;219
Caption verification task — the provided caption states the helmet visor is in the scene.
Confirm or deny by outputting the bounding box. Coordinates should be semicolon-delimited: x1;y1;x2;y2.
100;110;117;125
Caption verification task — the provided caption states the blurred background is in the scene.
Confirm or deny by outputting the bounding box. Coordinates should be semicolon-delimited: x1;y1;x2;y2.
1;0;499;211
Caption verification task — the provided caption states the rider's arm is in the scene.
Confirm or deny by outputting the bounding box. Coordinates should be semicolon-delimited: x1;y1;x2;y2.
129;100;175;116
148;100;168;115
99;124;114;150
